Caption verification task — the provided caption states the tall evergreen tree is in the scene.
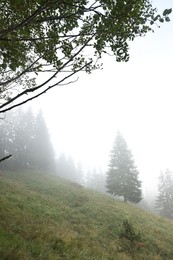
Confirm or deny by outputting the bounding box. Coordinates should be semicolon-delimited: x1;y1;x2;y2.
0;108;21;169
0;117;11;166
12;108;36;169
106;132;142;203
0;108;55;171
155;169;173;219
32;110;55;172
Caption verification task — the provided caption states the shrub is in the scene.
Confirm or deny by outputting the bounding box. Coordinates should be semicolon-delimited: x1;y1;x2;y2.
119;219;142;255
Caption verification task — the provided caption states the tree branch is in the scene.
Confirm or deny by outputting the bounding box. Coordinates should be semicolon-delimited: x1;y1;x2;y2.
0;60;92;113
0;0;50;37
0;35;94;112
0;154;12;163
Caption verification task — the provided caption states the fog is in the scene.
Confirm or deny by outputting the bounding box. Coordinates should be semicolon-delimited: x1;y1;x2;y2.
1;3;173;260
29;1;172;182
10;0;170;213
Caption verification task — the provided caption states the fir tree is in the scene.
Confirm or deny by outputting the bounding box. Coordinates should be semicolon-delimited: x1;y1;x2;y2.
106;132;142;203
0;108;22;169
155;169;173;219
0;108;55;172
12;108;36;169
33;110;55;172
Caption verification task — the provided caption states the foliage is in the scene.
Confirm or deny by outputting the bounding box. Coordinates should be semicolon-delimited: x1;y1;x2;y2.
0;108;55;171
0;1;172;113
119;219;142;256
155;169;173;219
106;132;142;203
1;170;173;259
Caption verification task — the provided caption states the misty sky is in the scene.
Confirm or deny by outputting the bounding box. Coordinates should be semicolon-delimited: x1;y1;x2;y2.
31;0;173;190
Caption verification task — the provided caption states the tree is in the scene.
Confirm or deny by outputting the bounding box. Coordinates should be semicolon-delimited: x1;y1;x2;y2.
86;168;106;193
0;108;55;171
11;107;36;169
76;161;85;185
32;110;56;172
106;132;142;203
56;153;77;182
155;169;173;219
0;1;172;113
0;108;21;169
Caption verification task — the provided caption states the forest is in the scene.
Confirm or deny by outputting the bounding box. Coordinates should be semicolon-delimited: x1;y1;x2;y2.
0;1;173;258
1;108;173;220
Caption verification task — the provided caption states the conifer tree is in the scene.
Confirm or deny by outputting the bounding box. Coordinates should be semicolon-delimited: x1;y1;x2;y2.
0;108;55;171
12;108;36;169
106;132;142;203
0;108;22;169
32;110;55;172
155;169;173;219
0;117;11;166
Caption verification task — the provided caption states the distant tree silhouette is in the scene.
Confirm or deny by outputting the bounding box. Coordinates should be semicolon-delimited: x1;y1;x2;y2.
106;132;142;203
32;111;55;172
0;108;55;171
0;108;20;169
155;169;173;219
0;119;9;163
12;108;36;169
76;161;85;185
56;154;78;182
86;168;106;194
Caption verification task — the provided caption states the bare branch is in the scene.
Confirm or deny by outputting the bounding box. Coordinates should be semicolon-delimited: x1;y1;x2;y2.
0;154;12;163
0;60;92;113
0;56;42;86
0;35;94;112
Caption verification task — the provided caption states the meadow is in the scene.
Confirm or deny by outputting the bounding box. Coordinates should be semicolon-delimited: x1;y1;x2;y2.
0;170;173;259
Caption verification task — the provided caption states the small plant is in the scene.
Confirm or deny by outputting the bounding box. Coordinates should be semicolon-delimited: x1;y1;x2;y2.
119;219;142;255
51;238;68;257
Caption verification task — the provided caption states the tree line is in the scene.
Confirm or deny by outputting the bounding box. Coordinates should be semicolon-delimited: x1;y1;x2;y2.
0;107;103;188
1;110;172;219
105;132;173;220
0;108;55;172
156;169;173;219
57;131;173;221
0;1;172;222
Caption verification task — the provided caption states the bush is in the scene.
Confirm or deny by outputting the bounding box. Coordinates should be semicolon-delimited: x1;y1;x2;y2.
119;219;142;255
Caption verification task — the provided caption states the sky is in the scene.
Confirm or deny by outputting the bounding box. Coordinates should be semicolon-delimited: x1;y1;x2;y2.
32;0;173;191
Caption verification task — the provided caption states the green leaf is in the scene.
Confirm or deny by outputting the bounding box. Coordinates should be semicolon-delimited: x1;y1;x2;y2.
159;18;164;23
165;17;171;22
163;8;172;16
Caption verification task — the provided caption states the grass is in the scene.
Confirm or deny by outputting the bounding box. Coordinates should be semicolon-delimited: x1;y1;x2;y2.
0;170;173;259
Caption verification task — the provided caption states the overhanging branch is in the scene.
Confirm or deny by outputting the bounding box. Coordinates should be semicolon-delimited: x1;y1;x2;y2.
0;60;92;113
0;35;94;113
0;154;12;163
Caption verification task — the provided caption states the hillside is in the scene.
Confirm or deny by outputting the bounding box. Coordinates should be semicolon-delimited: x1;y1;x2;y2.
0;171;173;260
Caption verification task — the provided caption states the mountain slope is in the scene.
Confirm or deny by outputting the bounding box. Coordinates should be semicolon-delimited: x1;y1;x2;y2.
0;170;173;259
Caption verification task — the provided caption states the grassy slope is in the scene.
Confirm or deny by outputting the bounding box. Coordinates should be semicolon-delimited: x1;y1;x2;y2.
0;171;173;260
